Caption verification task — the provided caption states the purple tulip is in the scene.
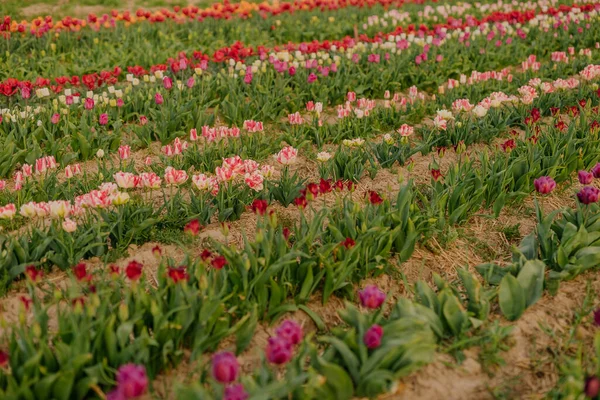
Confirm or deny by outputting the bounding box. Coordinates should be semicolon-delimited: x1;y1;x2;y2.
266;336;292;365
224;384;249;400
275;320;303;346
106;390;126;400
533;176;556;195
585;376;600;398
211;351;239;384
578;170;594;184
591;163;600;178
593;308;600;326
363;324;383;349
115;364;148;398
358;285;386;309
577;186;600;205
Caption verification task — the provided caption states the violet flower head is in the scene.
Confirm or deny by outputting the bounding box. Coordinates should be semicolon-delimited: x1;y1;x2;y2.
275;320;303;346
211;351;239;384
534;176;556;195
224;384;249;400
578;170;594;185
358;285;386;309
577;186;600;205
363;324;384;349
591;163;600;178
266;336;293;365
115;364;148;399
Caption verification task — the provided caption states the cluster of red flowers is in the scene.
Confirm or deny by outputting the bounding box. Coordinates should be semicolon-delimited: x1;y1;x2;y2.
294;178;355;208
0;67;121;97
2;3;593;97
1;0;430;38
200;249;228;270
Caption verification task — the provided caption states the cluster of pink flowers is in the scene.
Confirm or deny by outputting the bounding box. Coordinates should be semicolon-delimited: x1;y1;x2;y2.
276;146;298;165
193;156;272;193
8;181;132;224
305;101;323;113
451;99;474;113
195;125;242;142
288;111;304;125
0;204;16;219
551;51;569;63
522;54;542;71
161;137;189;157
164;166;188;185
17;156;59;180
75;183;123;208
64;163;83;179
242;119;264;132
397;124;414;137
517;85;539;105
580;64;600;81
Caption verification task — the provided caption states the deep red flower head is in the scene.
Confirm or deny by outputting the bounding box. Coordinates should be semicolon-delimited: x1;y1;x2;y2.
341;237;356;249
319;178;332;194
368;190;383;205
250;199;269;216
294;196;308;209
125;261;143;281
152;245;162;258
282;227;292;241
25;265;43;283
0;350;8;368
109;264;121;277
73;263;92;282
306;182;319;198
19;296;32;311
167;266;189;283
71;297;85;308
200;249;213;261
211;255;227;270
184;219;202;236
334;180;345;191
501;139;516;152
431;169;443;181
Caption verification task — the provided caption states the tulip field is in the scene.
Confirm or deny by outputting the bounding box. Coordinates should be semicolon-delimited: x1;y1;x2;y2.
4;0;600;398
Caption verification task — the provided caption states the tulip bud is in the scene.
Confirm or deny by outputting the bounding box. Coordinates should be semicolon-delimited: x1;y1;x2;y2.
119;303;129;322
255;229;264;244
33;323;42;338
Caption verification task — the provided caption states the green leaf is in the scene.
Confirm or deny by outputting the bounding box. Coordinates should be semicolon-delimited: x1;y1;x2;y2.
516;260;545;307
493;192;506;217
441;294;468;336
235;306;258;354
317;359;354;400
298;305;326;331
498;274;526;321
